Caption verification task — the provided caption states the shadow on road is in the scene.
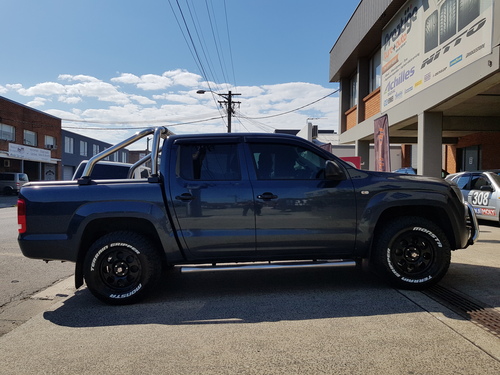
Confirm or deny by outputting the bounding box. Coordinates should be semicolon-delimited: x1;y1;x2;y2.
44;268;422;328
43;263;499;330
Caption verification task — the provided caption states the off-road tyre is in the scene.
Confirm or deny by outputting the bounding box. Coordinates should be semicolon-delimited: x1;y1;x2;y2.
374;217;451;290
83;231;162;305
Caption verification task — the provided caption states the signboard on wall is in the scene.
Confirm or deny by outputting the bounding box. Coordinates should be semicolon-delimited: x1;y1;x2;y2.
381;0;493;111
8;143;52;163
374;115;391;172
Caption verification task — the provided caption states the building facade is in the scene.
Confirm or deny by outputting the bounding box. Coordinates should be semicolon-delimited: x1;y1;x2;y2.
62;130;130;180
330;0;500;176
0;96;62;181
0;96;133;182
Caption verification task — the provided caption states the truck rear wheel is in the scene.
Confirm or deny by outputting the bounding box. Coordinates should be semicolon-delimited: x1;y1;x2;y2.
83;231;162;304
374;217;451;290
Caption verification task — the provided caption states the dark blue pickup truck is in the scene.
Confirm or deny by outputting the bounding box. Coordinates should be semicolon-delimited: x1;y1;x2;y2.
17;127;478;304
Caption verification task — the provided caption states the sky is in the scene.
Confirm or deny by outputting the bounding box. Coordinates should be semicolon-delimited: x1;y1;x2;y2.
0;0;360;149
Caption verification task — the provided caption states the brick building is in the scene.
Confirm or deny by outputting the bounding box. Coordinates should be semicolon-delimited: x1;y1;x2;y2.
0;96;62;181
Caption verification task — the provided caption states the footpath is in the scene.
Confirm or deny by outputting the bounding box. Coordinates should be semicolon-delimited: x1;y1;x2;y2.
1;195;499;374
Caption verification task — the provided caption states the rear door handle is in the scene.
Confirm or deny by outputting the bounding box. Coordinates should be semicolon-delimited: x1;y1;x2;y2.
175;193;194;202
257;192;278;200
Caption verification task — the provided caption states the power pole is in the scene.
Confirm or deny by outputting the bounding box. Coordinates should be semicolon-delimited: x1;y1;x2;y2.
197;90;241;133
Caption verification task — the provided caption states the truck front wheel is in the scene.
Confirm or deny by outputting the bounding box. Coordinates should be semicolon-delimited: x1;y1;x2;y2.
83;231;162;304
374;217;451;290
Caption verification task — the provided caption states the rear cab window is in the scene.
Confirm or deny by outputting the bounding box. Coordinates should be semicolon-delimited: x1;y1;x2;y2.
176;143;241;181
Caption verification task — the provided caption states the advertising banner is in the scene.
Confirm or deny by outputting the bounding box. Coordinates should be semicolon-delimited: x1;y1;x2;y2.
9;143;52;163
374;115;391;172
381;0;493;111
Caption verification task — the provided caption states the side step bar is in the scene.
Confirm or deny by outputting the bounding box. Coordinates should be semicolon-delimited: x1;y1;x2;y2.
180;260;356;274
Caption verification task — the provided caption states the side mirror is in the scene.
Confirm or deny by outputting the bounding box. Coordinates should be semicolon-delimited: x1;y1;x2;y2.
325;160;346;181
480;185;494;192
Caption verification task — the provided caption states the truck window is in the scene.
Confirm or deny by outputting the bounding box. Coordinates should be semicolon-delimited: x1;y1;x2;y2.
177;143;241;181
249;143;326;180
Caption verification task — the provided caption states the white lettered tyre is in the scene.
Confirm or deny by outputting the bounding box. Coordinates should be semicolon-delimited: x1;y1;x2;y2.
374;217;451;290
83;231;162;304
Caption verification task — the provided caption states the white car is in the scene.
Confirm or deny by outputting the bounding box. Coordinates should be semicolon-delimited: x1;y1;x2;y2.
446;171;500;223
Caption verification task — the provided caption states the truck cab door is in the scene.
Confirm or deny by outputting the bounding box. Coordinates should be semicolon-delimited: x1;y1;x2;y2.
246;139;357;257
168;139;256;260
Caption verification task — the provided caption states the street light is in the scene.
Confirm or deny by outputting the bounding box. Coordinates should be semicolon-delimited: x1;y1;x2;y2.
197;89;241;133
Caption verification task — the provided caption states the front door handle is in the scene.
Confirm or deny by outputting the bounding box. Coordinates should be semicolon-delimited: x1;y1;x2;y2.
257;192;278;200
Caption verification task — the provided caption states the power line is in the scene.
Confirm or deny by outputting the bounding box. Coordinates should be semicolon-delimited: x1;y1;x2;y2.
62;115;225;130
223;0;237;89
205;0;227;88
59;89;338;130
237;89;339;120
185;0;222;89
167;0;207;85
168;0;236;91
169;0;214;91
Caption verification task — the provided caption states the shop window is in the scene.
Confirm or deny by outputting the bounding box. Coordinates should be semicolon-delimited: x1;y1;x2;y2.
64;136;74;154
24;130;38;146
80;141;88;156
349;73;358;108
45;135;57;149
369;49;381;92
0;124;15;141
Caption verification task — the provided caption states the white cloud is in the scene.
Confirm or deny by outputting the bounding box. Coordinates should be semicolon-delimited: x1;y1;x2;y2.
110;73;141;85
26;97;49;108
164;69;203;87
112;73;173;91
14;76;131;105
4;70;339;145
58;96;82;104
59;74;100;83
18;82;66;96
111;69;204;91
153;93;199;105
5;84;22;91
130;95;156;105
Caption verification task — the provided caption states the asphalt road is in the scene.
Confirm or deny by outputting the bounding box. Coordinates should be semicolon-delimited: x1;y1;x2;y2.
0;206;73;305
0;194;499;374
0;197;74;334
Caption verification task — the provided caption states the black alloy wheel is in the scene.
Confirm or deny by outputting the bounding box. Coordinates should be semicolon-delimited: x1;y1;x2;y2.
84;231;162;305
374;217;451;290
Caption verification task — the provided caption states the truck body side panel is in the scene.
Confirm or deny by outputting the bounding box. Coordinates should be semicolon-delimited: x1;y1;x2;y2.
18;180;180;262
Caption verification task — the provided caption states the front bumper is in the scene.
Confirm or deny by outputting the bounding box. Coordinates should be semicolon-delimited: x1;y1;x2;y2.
465;202;479;247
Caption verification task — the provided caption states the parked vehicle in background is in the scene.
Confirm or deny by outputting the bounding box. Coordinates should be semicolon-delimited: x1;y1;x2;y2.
446;171;500;224
393;167;449;178
72;160;151;180
393;167;417;174
0;172;29;195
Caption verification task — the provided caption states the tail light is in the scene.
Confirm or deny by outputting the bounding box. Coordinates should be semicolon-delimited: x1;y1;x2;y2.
18;199;26;233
